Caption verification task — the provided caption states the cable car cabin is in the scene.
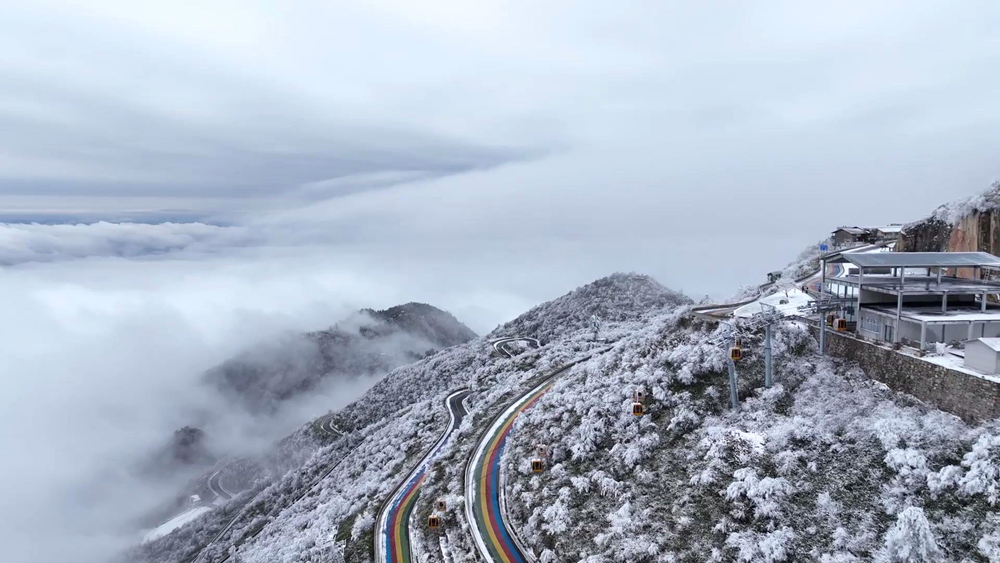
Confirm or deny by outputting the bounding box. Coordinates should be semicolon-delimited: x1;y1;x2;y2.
435;500;447;512
730;346;743;362
826;314;836;327
535;444;548;458
834;318;848;332
632;388;647;403
632;402;645;416
427;514;441;529
530;459;545;473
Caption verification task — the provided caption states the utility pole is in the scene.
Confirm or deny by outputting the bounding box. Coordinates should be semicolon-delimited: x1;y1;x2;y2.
819;256;827;356
728;335;740;410
764;324;773;388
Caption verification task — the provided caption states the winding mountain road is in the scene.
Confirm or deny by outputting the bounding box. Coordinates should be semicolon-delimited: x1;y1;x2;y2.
375;388;471;563
317;414;344;437
491;337;541;359
208;470;234;502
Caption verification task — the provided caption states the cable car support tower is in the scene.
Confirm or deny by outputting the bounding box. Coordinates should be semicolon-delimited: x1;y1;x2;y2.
714;304;785;410
798;256;856;356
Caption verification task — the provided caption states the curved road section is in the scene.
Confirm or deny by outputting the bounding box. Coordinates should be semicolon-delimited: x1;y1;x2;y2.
375;388;470;563
491;337;541;359
208;470;234;502
317;414;344;437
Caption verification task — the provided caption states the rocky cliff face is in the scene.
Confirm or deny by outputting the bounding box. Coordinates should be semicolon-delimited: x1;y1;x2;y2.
897;217;952;253
900;181;1000;276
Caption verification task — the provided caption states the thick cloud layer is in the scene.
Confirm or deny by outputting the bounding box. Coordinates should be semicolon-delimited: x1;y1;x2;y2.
2;2;1000;562
0;250;420;563
0;222;253;265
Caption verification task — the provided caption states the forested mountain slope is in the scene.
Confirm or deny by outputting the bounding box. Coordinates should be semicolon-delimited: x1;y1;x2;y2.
126;273;687;563
505;311;999;562
206;303;476;413
126;271;1000;563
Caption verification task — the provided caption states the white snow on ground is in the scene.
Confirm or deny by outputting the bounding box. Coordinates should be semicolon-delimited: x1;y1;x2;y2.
919;351;1000;383
734;288;811;318
143;507;212;543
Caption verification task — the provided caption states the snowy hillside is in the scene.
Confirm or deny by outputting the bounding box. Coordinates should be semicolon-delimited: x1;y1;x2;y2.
207;303;477;413
124;269;1000;563
899;180;1000;254
503;312;1000;562
123;273;688;563
923;180;1000;226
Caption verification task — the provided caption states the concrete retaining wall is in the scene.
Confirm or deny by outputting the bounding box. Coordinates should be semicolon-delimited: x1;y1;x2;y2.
810;326;1000;423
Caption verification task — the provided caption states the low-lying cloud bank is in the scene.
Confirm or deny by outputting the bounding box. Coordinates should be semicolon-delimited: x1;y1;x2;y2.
0;221;255;265
0;211;558;563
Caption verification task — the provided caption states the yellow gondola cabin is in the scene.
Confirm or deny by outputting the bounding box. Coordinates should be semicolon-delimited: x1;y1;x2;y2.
428;514;441;529
730;346;743;362
530;459;545;473
632;402;645;416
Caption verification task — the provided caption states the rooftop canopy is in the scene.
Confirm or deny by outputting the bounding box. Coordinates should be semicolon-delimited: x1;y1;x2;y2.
841;252;1000;269
833;227;868;235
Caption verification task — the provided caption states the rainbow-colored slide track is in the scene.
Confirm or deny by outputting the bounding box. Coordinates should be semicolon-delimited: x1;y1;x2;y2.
375;389;469;563
464;352;607;563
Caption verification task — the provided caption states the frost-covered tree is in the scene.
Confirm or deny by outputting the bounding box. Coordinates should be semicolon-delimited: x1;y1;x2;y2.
877;507;941;563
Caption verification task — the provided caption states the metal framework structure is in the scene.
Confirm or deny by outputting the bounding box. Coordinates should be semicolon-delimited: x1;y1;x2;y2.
714;304;786;409
827;252;1000;349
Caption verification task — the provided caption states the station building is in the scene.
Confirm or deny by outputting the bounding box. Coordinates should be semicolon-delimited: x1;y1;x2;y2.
823;252;1000;350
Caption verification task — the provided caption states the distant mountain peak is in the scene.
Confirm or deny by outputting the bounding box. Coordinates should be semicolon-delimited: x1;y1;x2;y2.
206;302;477;413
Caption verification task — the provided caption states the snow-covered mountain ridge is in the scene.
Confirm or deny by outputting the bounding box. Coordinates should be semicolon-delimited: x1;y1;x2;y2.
125;272;1000;563
207;302;477;414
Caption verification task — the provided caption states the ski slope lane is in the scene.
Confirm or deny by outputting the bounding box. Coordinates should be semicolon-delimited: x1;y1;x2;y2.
375;388;470;563
466;349;611;563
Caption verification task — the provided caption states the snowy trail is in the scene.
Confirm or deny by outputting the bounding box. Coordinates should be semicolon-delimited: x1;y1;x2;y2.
465;348;611;563
375;388;470;563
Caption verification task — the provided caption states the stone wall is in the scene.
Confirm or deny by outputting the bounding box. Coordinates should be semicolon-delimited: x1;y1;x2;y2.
810;326;1000;423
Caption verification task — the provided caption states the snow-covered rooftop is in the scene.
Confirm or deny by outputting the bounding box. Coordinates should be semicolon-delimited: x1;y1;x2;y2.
843;251;1000;269
868;305;1000;324
972;337;1000;351
874;225;903;233
833;226;868;235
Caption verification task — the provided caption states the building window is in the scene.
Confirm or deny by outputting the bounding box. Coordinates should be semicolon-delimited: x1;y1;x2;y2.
861;315;880;334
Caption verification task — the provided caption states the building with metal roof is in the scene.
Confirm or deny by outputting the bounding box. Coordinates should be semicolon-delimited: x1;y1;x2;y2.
830;225;905;247
837;251;1000;269
966;338;1000;375
820;251;1000;350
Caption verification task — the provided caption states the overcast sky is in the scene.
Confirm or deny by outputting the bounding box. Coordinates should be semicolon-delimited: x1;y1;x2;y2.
3;2;1000;562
